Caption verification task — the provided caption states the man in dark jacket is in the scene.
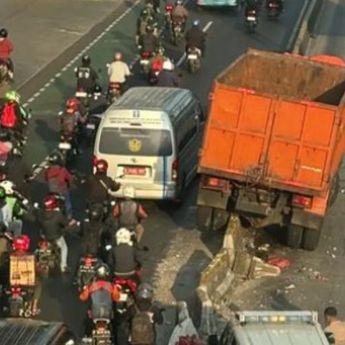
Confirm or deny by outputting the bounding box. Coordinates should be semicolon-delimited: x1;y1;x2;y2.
185;20;205;56
75;55;98;94
139;26;159;54
85;159;120;206
156;60;180;88
36;194;70;273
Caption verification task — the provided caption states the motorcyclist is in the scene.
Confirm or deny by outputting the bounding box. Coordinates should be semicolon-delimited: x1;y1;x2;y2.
107;52;131;94
88;84;108;115
171;0;189;32
156;60;180;87
139;26;159;55
243;0;261;16
3;90;31;123
109;227;142;281
112;186;147;243
185;20;205;56
0;29;14;76
44;152;76;223
74;55;98;95
149;47;166;74
36;194;70;273
79;263;120;336
129;283;164;345
145;0;160;13
265;0;283;11
137;10;152;43
10;235;42;316
85;159;121;209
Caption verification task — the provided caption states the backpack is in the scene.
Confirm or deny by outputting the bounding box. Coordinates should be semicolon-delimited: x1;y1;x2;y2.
131;308;155;345
0;102;17;128
61;114;76;134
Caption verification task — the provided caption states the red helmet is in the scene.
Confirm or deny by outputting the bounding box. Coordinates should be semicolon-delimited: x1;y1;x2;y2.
66;97;80;111
95;159;108;173
43;194;58;210
13;235;30;252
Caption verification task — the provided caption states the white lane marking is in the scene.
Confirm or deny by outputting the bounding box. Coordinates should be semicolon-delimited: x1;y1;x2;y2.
176;21;213;67
23;0;140;108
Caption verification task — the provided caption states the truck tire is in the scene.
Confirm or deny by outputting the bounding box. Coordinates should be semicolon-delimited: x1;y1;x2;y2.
302;228;321;251
286;224;303;248
196;205;214;232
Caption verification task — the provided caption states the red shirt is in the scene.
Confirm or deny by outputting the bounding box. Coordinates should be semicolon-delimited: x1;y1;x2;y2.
45;165;72;193
0;39;13;60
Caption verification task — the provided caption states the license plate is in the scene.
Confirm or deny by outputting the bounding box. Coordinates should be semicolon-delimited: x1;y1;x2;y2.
76;91;87;97
86;123;96;130
188;54;198;60
124;167;146;175
247;16;256;21
58;142;72;150
119;293;128;302
140;60;149;65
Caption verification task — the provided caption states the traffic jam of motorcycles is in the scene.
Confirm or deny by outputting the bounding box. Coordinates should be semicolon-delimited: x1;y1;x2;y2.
0;0;287;344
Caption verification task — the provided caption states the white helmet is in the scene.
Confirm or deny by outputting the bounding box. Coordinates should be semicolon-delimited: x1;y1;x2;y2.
123;185;135;199
162;59;174;71
0;180;15;195
115;227;133;246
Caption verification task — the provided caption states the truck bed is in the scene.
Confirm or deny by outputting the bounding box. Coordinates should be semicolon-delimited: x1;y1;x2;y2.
199;49;345;195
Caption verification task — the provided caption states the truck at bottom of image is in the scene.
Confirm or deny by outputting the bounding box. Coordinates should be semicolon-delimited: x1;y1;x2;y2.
217;311;330;345
196;49;345;250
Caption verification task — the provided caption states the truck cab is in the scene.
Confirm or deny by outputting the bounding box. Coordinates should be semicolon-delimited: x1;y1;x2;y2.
217;311;330;345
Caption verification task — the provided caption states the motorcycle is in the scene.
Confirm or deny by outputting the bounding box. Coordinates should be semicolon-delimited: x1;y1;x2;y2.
92;318;112;345
164;3;174;30
75;87;91;110
245;9;258;33
266;1;282;19
139;51;153;74
58;132;75;165
187;47;202;74
148;60;163;85
171;21;184;45
4;286;34;318
35;239;61;278
107;82;122;104
76;255;99;290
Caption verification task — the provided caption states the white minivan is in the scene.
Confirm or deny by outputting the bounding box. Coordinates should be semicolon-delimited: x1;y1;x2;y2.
93;87;204;200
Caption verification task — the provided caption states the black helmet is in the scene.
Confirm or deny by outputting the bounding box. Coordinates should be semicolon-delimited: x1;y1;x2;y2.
82;55;91;66
89;204;103;222
93;84;102;94
95;263;110;279
49;152;63;165
0;28;8;38
136;282;154;301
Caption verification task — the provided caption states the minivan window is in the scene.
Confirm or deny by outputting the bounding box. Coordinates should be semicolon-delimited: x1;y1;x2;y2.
99;127;173;156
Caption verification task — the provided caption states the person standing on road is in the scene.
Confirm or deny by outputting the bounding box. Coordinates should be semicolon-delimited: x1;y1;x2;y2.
107;52;131;94
324;307;345;345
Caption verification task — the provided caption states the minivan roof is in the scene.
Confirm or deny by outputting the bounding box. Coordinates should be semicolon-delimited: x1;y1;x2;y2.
107;87;195;121
0;318;67;345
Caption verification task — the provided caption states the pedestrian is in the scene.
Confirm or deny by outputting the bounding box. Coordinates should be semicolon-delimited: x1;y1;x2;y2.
324;306;345;345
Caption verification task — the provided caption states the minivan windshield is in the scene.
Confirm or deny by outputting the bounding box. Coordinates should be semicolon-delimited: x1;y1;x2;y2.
99;127;173;156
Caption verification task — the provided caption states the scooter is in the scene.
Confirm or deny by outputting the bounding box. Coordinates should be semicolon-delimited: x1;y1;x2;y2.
245;9;258;33
5;286;34;318
187;47;202;73
35;239;61;278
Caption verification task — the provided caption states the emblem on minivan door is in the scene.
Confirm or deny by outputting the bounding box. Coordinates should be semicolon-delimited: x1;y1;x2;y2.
128;138;142;153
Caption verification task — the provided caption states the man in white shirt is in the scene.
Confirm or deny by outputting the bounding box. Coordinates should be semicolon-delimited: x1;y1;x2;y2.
107;52;131;93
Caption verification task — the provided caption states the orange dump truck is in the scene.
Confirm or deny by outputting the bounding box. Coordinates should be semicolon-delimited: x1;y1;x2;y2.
196;49;345;251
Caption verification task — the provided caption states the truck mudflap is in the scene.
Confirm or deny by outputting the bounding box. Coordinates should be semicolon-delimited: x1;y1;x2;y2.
291;208;323;230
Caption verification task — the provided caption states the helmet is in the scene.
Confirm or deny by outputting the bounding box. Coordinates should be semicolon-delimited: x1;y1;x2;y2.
95;263;110;279
49;152;63;165
43;194;58;211
5;90;20;103
136;282;154;301
163;59;174;71
0;28;8;38
115;52;123;61
192;20;200;27
123;186;135;199
0;186;6;200
66;97;80;111
0;180;15;195
95;159;108;173
89;204;103;222
157;47;165;55
142;9;148;15
93;84;102;94
115;227;133;246
176;0;183;5
13;235;30;252
81;55;91;65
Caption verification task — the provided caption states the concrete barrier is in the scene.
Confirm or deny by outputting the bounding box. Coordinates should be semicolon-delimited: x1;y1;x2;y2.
290;0;325;54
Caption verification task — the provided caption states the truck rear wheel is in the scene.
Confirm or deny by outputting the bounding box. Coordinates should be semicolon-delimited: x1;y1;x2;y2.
302;227;321;251
286;224;303;248
196;205;214;232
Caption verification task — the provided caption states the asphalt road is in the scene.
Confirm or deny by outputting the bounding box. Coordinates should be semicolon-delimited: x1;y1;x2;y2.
232;0;345;328
3;0;307;340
